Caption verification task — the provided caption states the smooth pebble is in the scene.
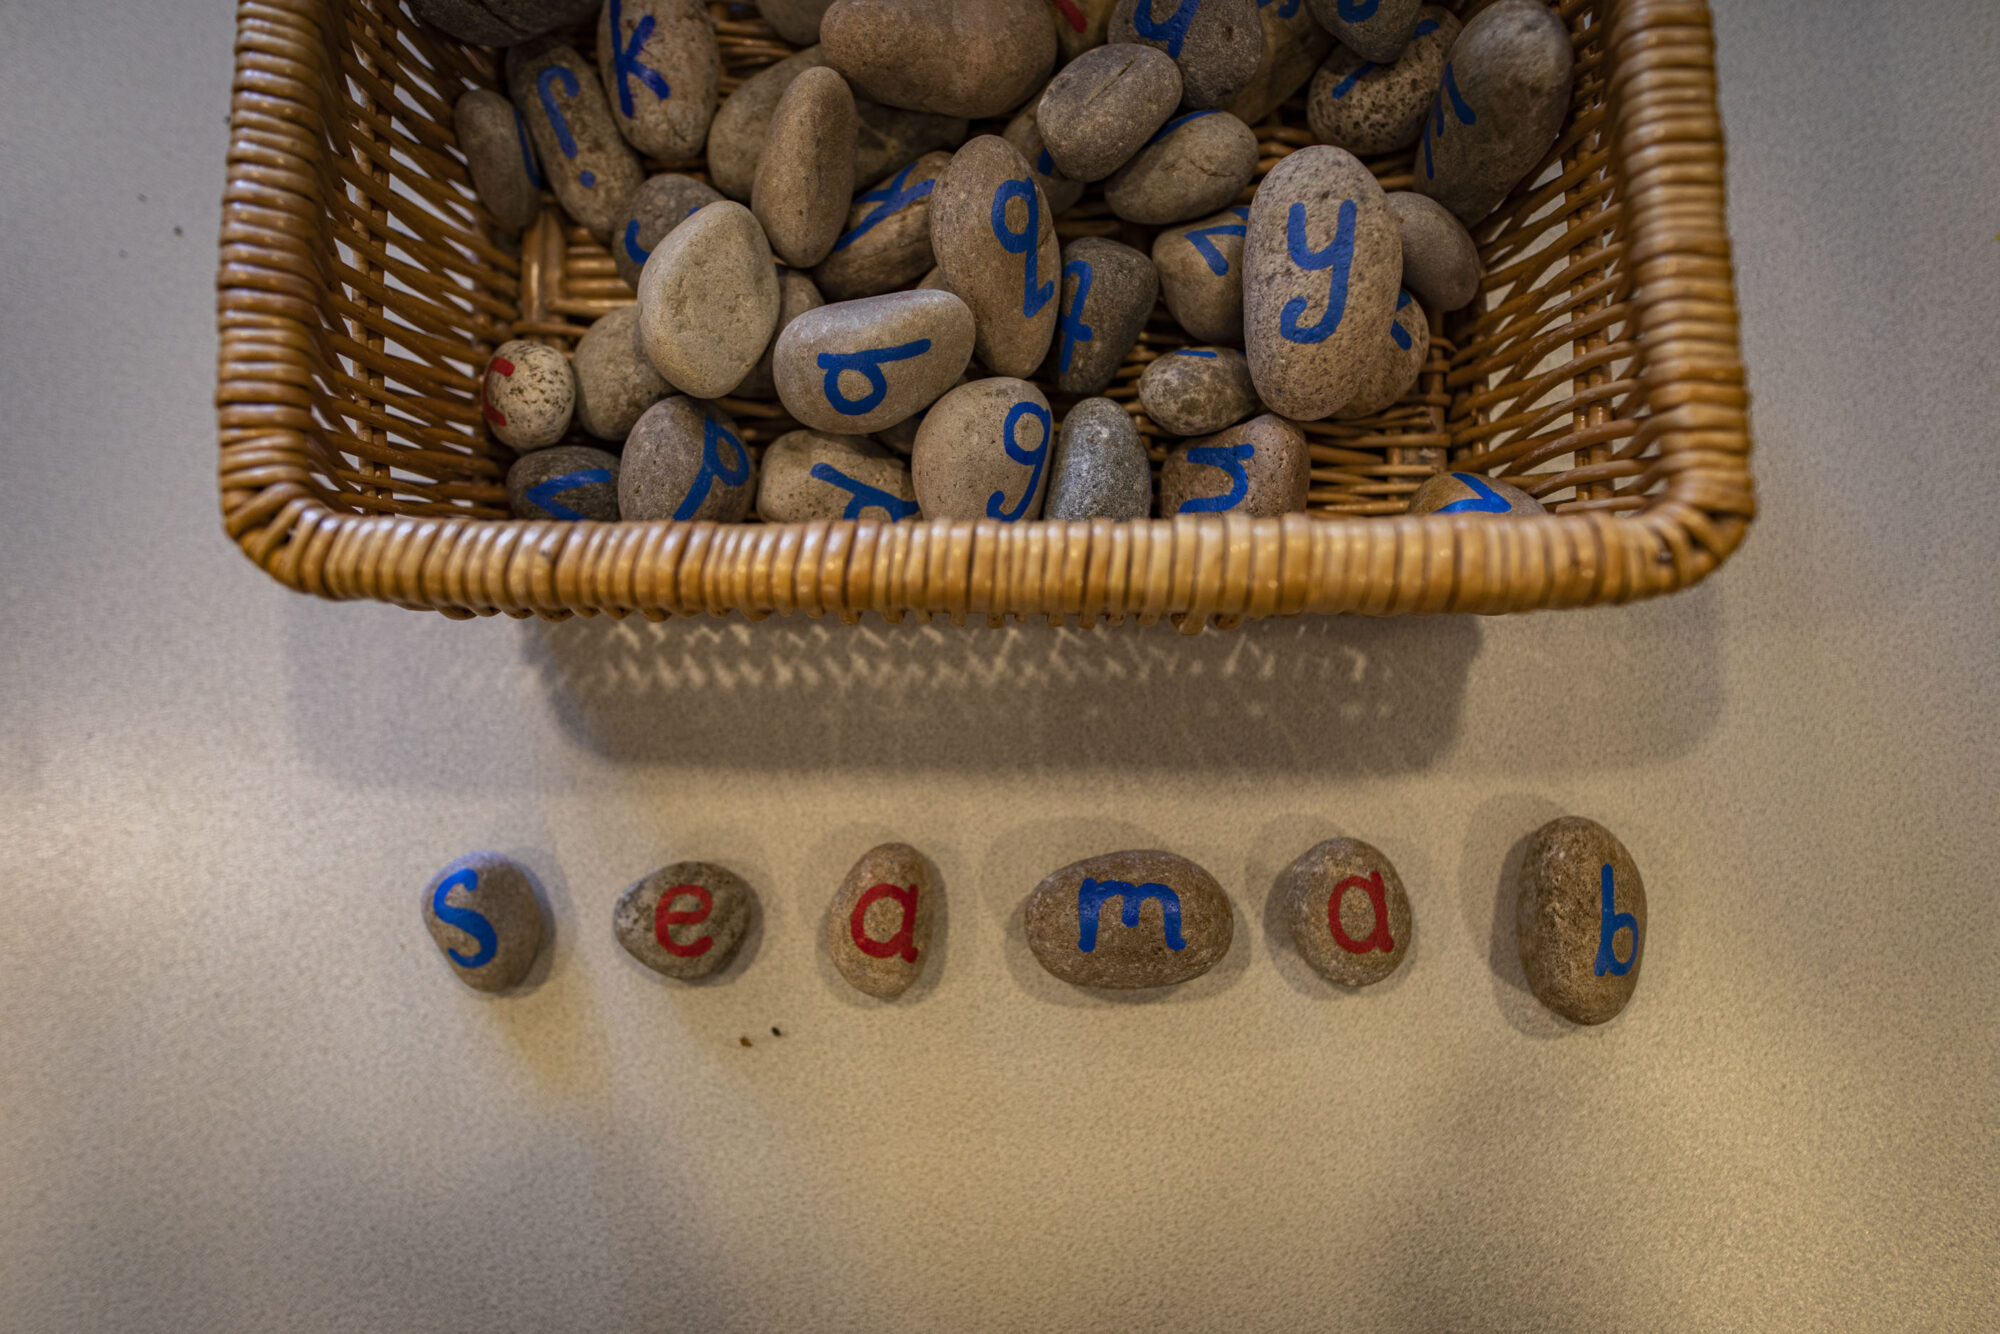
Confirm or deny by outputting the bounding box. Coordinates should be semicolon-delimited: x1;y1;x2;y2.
482;339;574;451
508;42;644;242
1044;398;1152;520
774;290;977;434
507;444;621;521
1055;237;1159;397
1387;190;1481;311
596;0;719;160
757;431;921;522
421;852;545;993
1335;289;1428;419
910;377;1054;522
1516;816;1646;1025
573;306;670;439
822;0;1057;119
636;200;781;399
1282;837;1412;987
824;842;939;999
1025;850;1233;989
813;151;951;301
1415;0;1575;225
619;396;757;521
930;136;1062;378
454;89;543;232
1159;412;1310;516
613;861;759;980
1109;0;1262;110
1138;345;1259;436
1038;43;1183;182
1104;109;1259;225
753;66;859;268
1152;204;1251;343
611;174;723;290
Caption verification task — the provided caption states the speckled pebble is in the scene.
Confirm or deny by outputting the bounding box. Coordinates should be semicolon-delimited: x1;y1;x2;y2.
1109;0;1262;110
774;289;976;434
753;66;858;268
1516;816;1645;1025
636;200;781;399
1001;90;1087;216
613;861;759;980
596;0;719;160
1138;345;1259;436
931;136;1062;378
1335;289;1428;419
1307;0;1422;64
1159;412;1310;516
731;266;826;400
911;377;1054;521
1406;470;1546;516
421;852;545;993
507;445;621;521
1054;237;1159;397
611;174;724;290
1282;837;1412;987
1224;0;1334;126
1415;0;1575;225
813;152;951;301
1307;7;1457;155
823;0;1057;119
757;431;921;522
454;90;543;233
1044;398;1152;520
508;42;644;243
482;340;575;451
1038;43;1183;182
1025;850;1233;989
573;306;670;439
756;0;836;44
1152;204;1251;343
619;396;757;521
1387;189;1481;311
824;842;939;1000
1104;109;1259;226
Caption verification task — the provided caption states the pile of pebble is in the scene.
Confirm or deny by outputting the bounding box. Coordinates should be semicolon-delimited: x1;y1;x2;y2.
435;0;1575;526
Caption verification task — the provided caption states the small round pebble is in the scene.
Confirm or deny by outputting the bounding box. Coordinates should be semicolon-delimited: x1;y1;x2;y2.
757;431;921;522
1045;398;1152;521
1515;816;1646;1025
756;0;836;44
1307;0;1422;64
753;66;859;268
613;861;759;980
822;0;1058;120
1282;837;1413;987
910;377;1054;522
824;842;939;1000
1025;850;1233;989
454;90;543;233
1038;43;1183;183
1415;0;1575;226
731;266;827;400
507;42;644;243
1387;189;1481;312
595;0;719;161
1138;345;1260;437
1001;90;1087;216
1054;237;1159;398
1335;289;1428;419
1152;204;1251;344
1308;7;1458;155
813;151;952;301
774;289;977;434
1159;412;1310;517
611;174;724;290
421;851;546;993
573;306;670;440
636;200;781;399
1224;0;1333;126
930;136;1062;379
1406;470;1546;516
619;396;757;522
508;444;622;521
1109;0;1262;110
482;340;575;451
1104;109;1260;226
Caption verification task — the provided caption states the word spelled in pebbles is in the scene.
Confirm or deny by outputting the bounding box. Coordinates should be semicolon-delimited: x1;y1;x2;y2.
482;340;574;451
1153;205;1251;343
454;90;543;232
1224;0;1333;126
508;43;643;242
814;152;952;301
1109;0;1262;110
1138;345;1259;437
1025;850;1233;989
732;267;826;400
822;0;1057;119
612;173;723;289
757;431;921;522
1159;413;1310;517
508;445;622;522
1308;0;1421;64
824;842;939;999
756;0;837;45
1387;190;1480;311
1282;837;1412;987
411;0;597;46
930;136;1062;378
619;397;757;522
1002;91;1087;216
596;0;719;160
1516;816;1646;1025
613;862;759;980
573;307;670;440
636;201;781;399
1105;110;1259;225
1038;43;1183;182
1308;7;1458;155
421;852;546;993
1335;289;1428;420
774;290;976;434
1045;398;1152;521
1053;0;1121;63
753;67;858;268
911;378;1054;522
1244;144;1401;420
1416;0;1575;225
1055;238;1159;397
1406;470;1546;516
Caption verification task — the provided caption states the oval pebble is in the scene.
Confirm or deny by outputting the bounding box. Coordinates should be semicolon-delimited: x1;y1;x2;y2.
731;266;827;401
1335;288;1428;419
1159;412;1309;516
636;200;782;399
706;47;823;202
507;444;622;521
1387;190;1481;311
595;0;719;161
482;339;574;451
1224;0;1334;126
1307;6;1457;155
1152;204;1250;343
611;174;723;290
1307;0;1421;64
911;377;1054;522
1138;345;1259;436
508;42;644;243
813;151;951;301
1025;850;1233;989
1243;144;1401;420
822;0;1057;119
824;842;939;1000
756;0;836;44
411;0;597;46
421;852;545;993
1001;91;1087;216
757;430;921;522
1515;816;1645;1025
1109;0;1262;110
573;306;670;439
930;136;1062;379
1038;43;1183;182
1053;0;1121;62
1282;837;1412;987
613;861;759;980
1045;398;1152;520
1055;237;1159;397
1415;0;1575;225
774;290;976;434
1104;109;1259;225
454;90;543;233
753;66;859;268
1406;470;1546;516
619;396;757;522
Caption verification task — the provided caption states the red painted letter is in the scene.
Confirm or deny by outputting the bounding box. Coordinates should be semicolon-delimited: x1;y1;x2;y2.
656;884;715;958
1330;872;1394;955
850;883;920;962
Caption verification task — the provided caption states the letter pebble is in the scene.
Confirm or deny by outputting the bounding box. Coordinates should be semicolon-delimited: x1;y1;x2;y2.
1025;850;1234;989
420;853;546;993
824;843;941;1000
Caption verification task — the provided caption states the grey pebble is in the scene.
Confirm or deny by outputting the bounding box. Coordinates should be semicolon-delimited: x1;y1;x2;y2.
1045;398;1152;520
757;431;921;522
911;377;1054;522
1025;850;1233;990
1282;837;1412;987
1001;90;1087;217
813;151;951;301
613;862;759;980
1387;189;1481;311
1159;412;1310;516
573;306;669;440
1415;0;1575;225
1406;470;1546;515
1308;6;1457;155
822;0;1057;119
1109;0;1262;110
731;266;826;401
1307;0;1422;64
619;396;757;521
1152;204;1251;344
1055;237;1159;397
753;66;859;268
1335;288;1428;419
421;852;545;994
1104;109;1259;225
756;0;836;44
1038;43;1183;183
1516;816;1645;1025
824;842;939;1000
508;42;644;243
482;339;574;451
596;0;720;161
508;444;622;521
410;0;597;46
774;289;977;434
612;174;725;290
636;200;781;399
454;89;543;232
1138;345;1259;436
1224;0;1334;126
930;136;1062;378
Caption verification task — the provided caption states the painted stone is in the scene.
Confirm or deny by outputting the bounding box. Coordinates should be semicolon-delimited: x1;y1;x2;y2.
930;136;1062;379
822;0;1058;119
1516;816;1645;1025
1406;470;1545;516
421;852;545;994
1109;0;1262;111
1415;0;1575;225
1159;412;1310;516
731;267;827;401
1282;837;1412;987
1307;0;1421;64
1104;110;1259;225
1137;345;1259;437
1334;288;1428;419
1045;397;1153;520
757;431;922;522
1025;850;1233;989
1052;0;1121;63
613;861;759;980
507;42;644;243
774;290;977;434
1038;43;1183;182
1152;204;1251;343
1387;189;1481;311
706;47;823;202
1001;90;1088;217
1307;6;1457;155
573;307;669;440
910;377;1054;522
636;200;781;399
1224;0;1335;126
813;152;952;301
481;339;574;451
1243;144;1401;420
454;89;543;232
619;396;757;522
756;0;837;44
824;842;939;1000
507;444;622;521
595;0;719;161
410;0;597;46
1054;237;1159;398
753;67;859;268
611;174;725;290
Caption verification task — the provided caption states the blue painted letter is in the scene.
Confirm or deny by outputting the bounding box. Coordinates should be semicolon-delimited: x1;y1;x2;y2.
833;161;936;253
524;467;614;522
431;868;498;968
1594;864;1638;977
808;463;922;522
1131;0;1201;58
1076;878;1187;953
1058;260;1095;375
1435;473;1512;514
817;339;932;417
1177;442;1254;514
991;180;1054;318
985;400;1052;522
1278;199;1358;345
607;0;671;118
1185;206;1250;276
673;413;750;521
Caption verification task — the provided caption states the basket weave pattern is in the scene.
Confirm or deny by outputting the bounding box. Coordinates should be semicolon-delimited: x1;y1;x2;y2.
218;0;1753;627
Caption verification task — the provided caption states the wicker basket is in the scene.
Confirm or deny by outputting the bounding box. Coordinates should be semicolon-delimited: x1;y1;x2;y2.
217;0;1753;629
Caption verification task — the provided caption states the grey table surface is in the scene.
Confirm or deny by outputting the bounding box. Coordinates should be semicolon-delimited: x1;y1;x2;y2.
3;1;1996;1330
